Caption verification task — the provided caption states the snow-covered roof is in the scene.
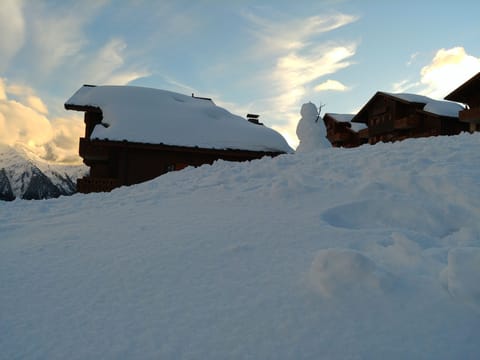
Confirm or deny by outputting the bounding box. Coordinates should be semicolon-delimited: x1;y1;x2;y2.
324;113;368;131
65;85;293;153
383;92;464;117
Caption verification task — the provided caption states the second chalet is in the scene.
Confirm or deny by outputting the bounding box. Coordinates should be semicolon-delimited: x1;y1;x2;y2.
445;72;480;132
65;85;293;193
351;92;468;145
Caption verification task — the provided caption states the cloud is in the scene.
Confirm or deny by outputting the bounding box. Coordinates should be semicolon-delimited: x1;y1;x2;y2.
393;47;480;99
246;12;358;56
419;47;480;98
82;38;150;85
0;0;25;72
28;1;109;75
242;12;358;148
314;79;350;92
0;78;83;163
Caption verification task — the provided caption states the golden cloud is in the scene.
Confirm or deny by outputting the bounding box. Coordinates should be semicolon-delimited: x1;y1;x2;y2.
0;78;83;163
420;47;480;98
314;79;349;92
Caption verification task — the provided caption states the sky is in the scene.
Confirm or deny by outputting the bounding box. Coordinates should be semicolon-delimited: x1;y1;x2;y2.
1;0;480;163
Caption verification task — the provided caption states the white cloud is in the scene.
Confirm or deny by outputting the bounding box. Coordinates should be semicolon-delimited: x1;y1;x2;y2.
242;12;358;148
246;12;358;56
419;47;480;98
391;79;420;93
0;79;83;163
390;47;480;100
82;39;150;85
0;0;25;72
26;1;109;75
314;79;350;92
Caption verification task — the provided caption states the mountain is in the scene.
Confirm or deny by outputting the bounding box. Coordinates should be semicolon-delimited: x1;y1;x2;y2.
0;144;88;200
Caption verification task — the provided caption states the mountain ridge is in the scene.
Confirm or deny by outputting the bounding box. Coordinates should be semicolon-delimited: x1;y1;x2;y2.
0;144;87;200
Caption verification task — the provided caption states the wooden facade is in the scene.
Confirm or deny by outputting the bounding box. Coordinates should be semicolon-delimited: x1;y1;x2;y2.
66;105;285;194
445;72;480;132
323;113;368;148
351;92;468;145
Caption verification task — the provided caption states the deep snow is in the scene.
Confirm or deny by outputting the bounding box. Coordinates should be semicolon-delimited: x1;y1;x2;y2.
1;133;480;359
65;85;293;153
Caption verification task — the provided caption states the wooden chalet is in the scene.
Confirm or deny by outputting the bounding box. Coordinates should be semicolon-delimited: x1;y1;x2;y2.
323;113;368;148
351;92;468;145
445;72;480;132
65;85;292;193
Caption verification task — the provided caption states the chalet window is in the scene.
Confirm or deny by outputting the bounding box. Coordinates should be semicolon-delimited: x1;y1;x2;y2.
166;164;176;172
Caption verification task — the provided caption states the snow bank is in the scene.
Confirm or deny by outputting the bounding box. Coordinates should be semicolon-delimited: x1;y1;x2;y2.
65;85;293;153
295;102;330;152
2;133;480;359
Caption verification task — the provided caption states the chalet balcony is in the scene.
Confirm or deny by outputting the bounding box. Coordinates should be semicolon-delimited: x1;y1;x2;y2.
394;116;419;129
459;107;480;123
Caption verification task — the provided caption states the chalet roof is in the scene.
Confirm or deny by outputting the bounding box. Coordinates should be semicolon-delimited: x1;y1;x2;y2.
65;85;293;153
323;113;367;132
352;91;464;123
444;72;480;103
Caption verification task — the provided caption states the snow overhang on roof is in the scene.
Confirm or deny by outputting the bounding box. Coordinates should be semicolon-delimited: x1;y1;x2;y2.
65;85;293;153
352;91;464;123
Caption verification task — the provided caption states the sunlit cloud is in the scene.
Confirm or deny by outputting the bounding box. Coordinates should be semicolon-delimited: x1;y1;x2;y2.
243;11;358;148
314;79;350;92
419;47;480;98
0;0;25;72
0;78;83;163
246;12;358;56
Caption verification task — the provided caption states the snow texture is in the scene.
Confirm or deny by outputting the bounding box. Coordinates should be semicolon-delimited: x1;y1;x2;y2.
65;85;293;153
295;102;331;152
2;133;480;359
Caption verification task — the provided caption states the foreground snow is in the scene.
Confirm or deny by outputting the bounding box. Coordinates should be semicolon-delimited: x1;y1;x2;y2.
1;134;480;359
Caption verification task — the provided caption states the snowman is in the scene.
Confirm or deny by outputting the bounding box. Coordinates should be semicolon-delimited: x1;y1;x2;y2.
295;102;330;153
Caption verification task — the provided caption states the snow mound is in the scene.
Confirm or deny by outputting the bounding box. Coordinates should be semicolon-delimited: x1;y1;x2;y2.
441;247;480;313
295;102;330;152
309;248;392;297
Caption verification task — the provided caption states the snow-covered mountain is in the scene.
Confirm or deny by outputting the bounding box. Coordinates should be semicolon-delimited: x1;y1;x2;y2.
0;144;87;200
2;134;480;359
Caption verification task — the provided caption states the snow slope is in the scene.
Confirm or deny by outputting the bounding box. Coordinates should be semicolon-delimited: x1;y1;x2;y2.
1;134;480;359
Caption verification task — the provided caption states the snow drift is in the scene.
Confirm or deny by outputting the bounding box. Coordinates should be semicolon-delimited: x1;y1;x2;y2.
1;133;480;359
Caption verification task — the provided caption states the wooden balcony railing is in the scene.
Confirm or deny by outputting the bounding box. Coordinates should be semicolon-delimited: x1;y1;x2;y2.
77;177;121;193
